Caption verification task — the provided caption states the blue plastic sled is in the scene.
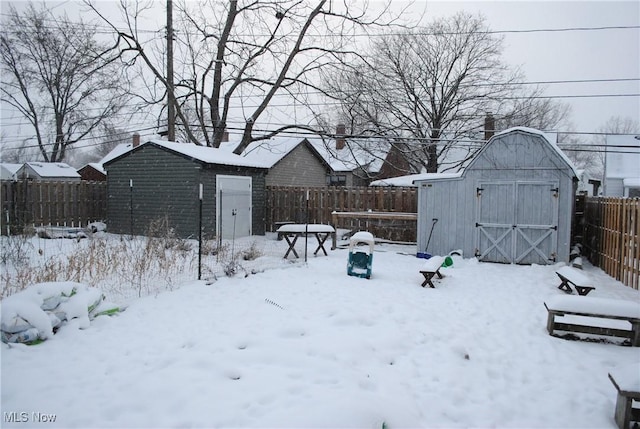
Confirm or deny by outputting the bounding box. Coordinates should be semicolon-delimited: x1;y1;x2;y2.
347;231;375;279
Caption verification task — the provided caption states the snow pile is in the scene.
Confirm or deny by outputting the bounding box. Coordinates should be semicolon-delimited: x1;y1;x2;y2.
1;282;122;344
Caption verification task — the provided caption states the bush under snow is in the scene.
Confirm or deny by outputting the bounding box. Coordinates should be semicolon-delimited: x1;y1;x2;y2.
1;281;123;344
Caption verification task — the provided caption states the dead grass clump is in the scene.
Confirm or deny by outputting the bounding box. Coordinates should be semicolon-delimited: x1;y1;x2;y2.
241;241;263;261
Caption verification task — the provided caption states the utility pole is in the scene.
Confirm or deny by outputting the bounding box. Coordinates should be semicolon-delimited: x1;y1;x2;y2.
167;0;175;141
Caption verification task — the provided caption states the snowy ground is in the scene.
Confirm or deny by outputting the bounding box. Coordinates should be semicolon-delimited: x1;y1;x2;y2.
2;233;640;428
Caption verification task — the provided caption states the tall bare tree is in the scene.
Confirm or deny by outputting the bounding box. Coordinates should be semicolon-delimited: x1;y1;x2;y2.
0;3;130;162
321;12;570;174
86;0;406;154
590;116;639;178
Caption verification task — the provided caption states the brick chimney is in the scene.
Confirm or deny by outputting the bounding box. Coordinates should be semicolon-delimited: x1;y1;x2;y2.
132;132;141;148
484;113;495;141
336;123;346;150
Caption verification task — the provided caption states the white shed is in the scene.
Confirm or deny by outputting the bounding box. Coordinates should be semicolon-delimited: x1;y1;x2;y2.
414;127;578;265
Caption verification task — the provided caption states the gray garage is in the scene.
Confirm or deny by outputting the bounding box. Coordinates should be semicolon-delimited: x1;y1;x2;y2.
104;140;268;239
415;127;578;265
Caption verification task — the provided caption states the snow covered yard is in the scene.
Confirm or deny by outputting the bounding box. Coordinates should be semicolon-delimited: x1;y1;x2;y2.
1;233;640;428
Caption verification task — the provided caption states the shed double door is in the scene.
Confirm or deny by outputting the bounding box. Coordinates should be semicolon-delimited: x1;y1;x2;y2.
475;181;559;265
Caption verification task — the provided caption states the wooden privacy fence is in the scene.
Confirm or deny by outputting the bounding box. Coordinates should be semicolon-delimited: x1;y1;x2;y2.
266;186;418;242
1;180;107;235
581;197;639;290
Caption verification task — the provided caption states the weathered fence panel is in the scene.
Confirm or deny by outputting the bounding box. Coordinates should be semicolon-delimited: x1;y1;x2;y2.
265;186;418;241
582;197;639;290
1;180;107;235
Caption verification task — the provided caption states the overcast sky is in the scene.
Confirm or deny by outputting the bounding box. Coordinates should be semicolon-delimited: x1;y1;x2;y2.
406;0;639;133
1;0;638;158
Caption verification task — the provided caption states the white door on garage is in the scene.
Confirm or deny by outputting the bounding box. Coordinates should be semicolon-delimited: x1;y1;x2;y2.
216;175;252;239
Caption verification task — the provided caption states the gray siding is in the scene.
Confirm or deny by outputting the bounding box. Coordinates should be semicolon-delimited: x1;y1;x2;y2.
266;143;327;186
416;130;576;264
106;144;266;238
604;178;624;196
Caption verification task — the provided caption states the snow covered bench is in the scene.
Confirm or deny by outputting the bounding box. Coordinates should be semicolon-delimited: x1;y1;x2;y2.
544;295;640;346
608;363;640;429
419;256;446;288
555;266;595;296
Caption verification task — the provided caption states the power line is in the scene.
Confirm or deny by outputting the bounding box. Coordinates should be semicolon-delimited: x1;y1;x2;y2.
2;121;638;154
1;13;638;38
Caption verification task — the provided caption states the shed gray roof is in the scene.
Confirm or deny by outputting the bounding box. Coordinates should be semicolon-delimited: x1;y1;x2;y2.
410;127;578;184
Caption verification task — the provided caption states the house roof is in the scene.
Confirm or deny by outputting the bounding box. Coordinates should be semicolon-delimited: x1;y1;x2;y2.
0;163;22;179
307;137;390;174
19;162;81;178
78;163;106;175
221;137;330;169
104;140;269;169
220;136;387;173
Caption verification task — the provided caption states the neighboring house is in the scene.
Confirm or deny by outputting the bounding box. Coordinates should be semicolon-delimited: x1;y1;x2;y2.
575;169;601;196
104;140;268;239
604;134;640;197
231;138;332;187
78;137;140;182
0;163;22;181
16;162;81;182
78;163;106;181
224;134;408;187
309;133;411;187
413;127;577;265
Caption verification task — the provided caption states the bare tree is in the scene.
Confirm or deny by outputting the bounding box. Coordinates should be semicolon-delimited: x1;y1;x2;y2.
496;90;571;131
591;116;640;178
86;0;406;154
321;12;571;174
0;3;130;162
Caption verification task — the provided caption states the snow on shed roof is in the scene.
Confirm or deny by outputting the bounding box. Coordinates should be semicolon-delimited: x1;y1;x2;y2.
22;162;80;178
108;140;270;169
99;143;135;166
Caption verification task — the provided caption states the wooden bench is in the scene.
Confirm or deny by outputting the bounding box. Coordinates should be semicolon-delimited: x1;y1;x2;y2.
608;363;640;429
544;295;640;346
419;256;446;288
555;266;595;296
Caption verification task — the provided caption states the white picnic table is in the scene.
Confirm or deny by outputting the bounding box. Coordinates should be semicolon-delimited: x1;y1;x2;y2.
275;224;336;259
